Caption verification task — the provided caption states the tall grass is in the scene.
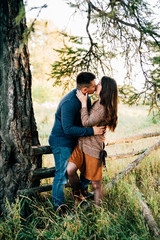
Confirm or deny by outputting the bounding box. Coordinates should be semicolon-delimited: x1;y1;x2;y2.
0;85;160;239
0;152;159;239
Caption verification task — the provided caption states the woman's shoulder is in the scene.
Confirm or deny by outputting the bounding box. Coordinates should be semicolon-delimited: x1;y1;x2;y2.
91;100;106;117
92;100;105;110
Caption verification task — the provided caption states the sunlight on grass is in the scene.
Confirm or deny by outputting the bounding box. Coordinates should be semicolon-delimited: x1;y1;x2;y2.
1;152;159;240
2;85;157;239
0;86;160;240
32;89;160;172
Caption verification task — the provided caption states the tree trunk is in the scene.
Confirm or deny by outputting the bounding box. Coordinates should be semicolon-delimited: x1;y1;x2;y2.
0;0;42;214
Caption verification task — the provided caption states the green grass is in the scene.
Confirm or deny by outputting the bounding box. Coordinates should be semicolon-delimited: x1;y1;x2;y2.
0;152;159;239
0;85;160;240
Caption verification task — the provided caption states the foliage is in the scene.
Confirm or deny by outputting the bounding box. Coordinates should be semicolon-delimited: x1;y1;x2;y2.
15;3;47;47
149;46;160;116
49;32;115;89
15;5;25;26
49;0;160;115
0;198;21;240
0;153;159;239
1;99;160;239
118;43;160;117
28;20;62;82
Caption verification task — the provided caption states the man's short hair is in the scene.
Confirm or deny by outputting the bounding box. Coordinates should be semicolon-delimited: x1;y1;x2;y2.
76;72;96;87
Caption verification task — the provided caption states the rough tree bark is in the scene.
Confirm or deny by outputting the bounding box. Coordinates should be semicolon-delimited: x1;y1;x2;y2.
0;0;42;214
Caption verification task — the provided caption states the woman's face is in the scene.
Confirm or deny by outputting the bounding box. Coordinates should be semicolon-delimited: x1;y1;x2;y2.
95;80;102;96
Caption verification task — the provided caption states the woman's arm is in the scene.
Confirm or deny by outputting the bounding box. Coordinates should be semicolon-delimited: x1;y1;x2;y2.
76;90;88;108
81;107;105;127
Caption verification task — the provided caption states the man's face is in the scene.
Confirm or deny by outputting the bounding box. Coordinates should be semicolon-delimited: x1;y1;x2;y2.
86;80;96;94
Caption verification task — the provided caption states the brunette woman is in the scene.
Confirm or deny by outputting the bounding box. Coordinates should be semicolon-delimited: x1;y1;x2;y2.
67;76;118;206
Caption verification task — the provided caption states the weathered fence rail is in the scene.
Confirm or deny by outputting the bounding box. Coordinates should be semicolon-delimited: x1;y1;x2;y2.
18;131;160;239
18;130;160;196
28;130;160;189
106;131;160;145
105;140;160;190
31;145;52;155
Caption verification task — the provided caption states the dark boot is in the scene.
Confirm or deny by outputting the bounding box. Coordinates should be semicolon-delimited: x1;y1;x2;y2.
81;187;94;200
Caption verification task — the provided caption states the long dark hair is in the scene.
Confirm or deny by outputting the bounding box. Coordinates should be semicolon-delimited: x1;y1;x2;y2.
100;76;118;131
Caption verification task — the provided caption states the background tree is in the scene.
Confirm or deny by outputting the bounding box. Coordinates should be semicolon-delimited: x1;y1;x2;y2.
0;0;42;214
28;20;63;83
50;0;160;115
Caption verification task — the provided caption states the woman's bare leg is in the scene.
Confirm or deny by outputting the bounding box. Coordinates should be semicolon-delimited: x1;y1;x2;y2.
67;162;81;190
91;180;103;206
67;162;85;205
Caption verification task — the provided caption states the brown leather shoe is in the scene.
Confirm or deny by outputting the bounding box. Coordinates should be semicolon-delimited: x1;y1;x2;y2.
73;189;86;207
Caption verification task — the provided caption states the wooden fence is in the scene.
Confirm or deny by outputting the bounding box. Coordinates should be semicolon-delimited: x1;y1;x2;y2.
18;131;160;195
18;131;160;239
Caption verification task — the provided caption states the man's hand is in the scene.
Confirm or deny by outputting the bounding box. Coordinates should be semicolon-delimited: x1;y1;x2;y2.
93;126;106;135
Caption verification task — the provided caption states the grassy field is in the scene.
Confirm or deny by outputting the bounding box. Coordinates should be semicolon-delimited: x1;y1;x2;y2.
0;83;160;240
32;82;160;174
